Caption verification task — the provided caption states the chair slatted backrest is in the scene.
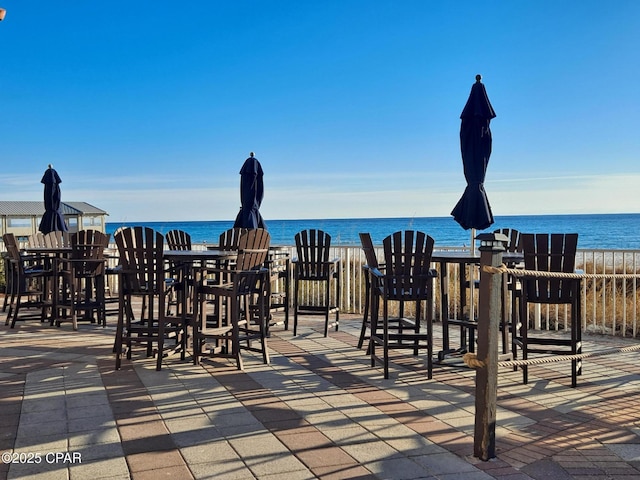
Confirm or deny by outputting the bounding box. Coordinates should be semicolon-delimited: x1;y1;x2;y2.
236;229;271;271
71;229;109;248
28;232;46;248
521;233;578;304
44;231;71;248
219;228;249;251
295;229;332;279
382;230;434;300
165;230;192;250
494;228;522;253
114;227;165;295
234;229;271;294
69;230;110;277
359;232;379;270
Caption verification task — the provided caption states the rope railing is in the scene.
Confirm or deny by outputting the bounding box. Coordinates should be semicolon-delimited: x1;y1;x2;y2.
482;263;640;279
463;343;640;369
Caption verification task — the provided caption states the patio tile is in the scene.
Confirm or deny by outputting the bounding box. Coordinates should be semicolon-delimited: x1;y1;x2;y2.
3;313;640;479
188;459;255;480
295;445;358;469
69;456;130;480
127;449;185;472
364;456;434;480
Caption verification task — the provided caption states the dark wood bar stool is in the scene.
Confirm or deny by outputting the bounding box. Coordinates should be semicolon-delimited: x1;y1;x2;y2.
292;229;340;337
369;230;437;379
512;233;582;387
357;232;382;351
114;227;184;371
193;229;271;370
57;230;110;329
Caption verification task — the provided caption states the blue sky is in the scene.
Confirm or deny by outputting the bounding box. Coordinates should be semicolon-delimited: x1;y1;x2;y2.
1;1;639;222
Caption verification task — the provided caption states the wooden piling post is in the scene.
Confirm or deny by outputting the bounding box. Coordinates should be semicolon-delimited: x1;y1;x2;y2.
474;233;507;461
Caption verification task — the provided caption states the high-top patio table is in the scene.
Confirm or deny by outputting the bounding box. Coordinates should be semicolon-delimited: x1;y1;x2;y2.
432;250;523;361
163;249;238;357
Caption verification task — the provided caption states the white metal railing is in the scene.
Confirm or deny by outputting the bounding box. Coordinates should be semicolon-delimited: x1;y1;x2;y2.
576;249;640;337
278;245;640;339
2;242;638;338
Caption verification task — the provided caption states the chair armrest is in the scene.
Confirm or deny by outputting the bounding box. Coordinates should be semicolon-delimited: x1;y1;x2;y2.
370;267;384;279
59;258;106;266
19;253;46;263
234;267;270;277
292;259;340;268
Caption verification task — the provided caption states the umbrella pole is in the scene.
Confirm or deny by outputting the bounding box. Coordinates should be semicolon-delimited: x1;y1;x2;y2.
469;228;476;324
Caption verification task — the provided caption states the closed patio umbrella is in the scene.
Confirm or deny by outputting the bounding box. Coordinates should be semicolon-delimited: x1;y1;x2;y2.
39;164;68;234
451;75;496;232
233;152;266;229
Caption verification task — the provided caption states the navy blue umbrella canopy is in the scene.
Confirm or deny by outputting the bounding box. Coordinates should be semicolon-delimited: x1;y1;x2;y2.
39;165;68;234
233;153;266;229
451;75;496;231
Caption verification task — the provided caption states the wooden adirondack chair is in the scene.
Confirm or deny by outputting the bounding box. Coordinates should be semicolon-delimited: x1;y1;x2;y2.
193;228;271;370
369;230;436;379
57;230;109;329
2;233;53;327
513;233;582;387
164;229;193;316
292;229;340;337
113;227;185;371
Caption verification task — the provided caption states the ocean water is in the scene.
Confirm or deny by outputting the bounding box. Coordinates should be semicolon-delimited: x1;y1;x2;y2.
106;213;640;250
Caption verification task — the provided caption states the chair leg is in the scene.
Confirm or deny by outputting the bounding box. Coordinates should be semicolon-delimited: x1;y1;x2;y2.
427;291;433;380
193;291;202;365
2;267;12;314
358;278;370;350
257;287;270;365
260;311;270;365
70;278;79;331
324;279;330;337
383;300;390;380
293;275;299;336
413;301;421;356
334;271;340;332
512;292;521;372
5;285;16;325
520;298;528;384
369;295;378;367
571;293;582;388
231;297;243;370
98;276;106;327
156;318;164;371
7;298;16;328
10;291;25;328
145;295;154;358
283;272;290;331
114;293;125;370
500;274;508;355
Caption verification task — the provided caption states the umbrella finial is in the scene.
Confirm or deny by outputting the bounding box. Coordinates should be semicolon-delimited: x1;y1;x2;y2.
249;152;255;157
48;164;53;169
475;74;482;83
